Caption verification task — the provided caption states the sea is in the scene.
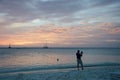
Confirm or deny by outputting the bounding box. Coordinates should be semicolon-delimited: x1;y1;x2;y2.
0;47;120;73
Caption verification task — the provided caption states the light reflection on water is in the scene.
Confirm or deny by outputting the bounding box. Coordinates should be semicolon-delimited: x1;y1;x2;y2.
0;52;75;67
0;48;120;68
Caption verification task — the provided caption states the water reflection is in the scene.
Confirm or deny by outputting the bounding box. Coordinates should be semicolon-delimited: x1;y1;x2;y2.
0;48;120;68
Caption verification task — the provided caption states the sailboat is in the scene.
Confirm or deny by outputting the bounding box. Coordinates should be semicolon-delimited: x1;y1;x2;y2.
8;44;11;48
43;41;49;49
43;45;48;49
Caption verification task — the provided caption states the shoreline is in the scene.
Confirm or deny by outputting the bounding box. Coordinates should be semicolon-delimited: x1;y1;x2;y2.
0;63;120;74
0;66;120;80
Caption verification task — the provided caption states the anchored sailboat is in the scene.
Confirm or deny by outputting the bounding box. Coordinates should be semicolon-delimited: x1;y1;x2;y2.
8;44;11;48
43;40;49;49
43;45;48;49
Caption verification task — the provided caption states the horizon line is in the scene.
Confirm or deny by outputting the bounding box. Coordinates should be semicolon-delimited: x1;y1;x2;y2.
0;46;119;49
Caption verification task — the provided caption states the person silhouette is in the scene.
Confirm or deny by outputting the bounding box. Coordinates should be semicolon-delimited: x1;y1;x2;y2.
76;50;84;70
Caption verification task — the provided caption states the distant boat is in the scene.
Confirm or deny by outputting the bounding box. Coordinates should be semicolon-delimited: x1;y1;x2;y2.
8;44;11;48
43;46;49;49
42;41;49;49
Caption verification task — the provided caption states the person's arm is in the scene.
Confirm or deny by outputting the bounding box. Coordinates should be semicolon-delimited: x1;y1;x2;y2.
81;51;83;56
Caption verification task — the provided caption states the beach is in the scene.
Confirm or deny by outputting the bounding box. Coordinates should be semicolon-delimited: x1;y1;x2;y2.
0;66;120;80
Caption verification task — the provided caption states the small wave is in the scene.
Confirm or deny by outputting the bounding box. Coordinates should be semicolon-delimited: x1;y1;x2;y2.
0;63;120;74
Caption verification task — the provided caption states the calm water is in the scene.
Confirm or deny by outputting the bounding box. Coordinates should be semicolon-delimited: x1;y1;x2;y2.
0;48;120;71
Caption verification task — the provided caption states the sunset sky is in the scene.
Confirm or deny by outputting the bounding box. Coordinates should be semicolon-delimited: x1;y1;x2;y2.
0;0;120;47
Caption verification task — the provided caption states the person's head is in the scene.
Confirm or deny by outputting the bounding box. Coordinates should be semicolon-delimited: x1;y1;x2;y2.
77;50;80;53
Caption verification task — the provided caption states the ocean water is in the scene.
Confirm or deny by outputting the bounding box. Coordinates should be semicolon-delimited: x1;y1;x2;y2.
0;48;120;73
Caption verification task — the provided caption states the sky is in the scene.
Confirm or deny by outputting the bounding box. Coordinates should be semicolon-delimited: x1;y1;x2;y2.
0;0;120;47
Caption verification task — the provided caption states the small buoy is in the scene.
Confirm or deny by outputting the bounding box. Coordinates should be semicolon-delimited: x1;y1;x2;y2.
57;58;59;61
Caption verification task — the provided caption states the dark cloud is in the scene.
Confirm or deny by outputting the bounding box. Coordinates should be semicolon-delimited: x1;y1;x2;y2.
0;0;38;22
0;0;86;19
36;0;83;15
0;0;120;22
88;0;120;7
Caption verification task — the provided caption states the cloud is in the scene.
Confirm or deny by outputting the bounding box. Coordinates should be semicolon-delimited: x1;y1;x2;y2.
0;0;120;47
0;22;120;47
9;18;51;28
1;0;120;25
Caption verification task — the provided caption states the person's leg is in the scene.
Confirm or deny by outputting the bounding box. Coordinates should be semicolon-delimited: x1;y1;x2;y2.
77;59;79;70
80;60;84;70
